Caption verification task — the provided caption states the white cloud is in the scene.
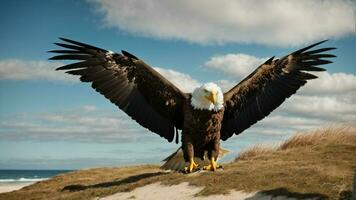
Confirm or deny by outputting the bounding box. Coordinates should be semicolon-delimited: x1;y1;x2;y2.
214;79;237;92
154;67;201;92
243;90;356;138
82;105;97;112
90;0;355;46
257;115;326;130
204;53;269;79
282;94;356;121
300;72;356;95
0;59;78;82
0;106;149;143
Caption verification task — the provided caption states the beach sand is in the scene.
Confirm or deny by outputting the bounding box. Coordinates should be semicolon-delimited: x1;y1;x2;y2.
0;182;34;194
100;182;338;200
100;182;258;200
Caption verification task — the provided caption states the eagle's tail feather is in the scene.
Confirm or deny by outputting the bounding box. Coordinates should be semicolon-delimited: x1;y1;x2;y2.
160;148;186;171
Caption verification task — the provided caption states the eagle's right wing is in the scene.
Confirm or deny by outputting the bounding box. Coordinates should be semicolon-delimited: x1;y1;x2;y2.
221;40;336;141
49;38;188;143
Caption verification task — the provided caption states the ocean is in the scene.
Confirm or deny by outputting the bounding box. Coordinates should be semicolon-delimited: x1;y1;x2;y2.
0;169;73;183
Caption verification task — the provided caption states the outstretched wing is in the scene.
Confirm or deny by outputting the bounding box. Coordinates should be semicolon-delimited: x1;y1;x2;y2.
221;40;336;141
49;38;188;142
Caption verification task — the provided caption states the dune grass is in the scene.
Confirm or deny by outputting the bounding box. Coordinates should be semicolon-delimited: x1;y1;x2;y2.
236;125;356;161
1;125;355;200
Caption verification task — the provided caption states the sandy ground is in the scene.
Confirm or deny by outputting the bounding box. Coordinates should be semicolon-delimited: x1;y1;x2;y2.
100;182;259;200
100;182;335;200
0;182;34;194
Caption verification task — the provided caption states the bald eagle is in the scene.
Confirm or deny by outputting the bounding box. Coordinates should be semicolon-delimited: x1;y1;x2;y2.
49;38;335;173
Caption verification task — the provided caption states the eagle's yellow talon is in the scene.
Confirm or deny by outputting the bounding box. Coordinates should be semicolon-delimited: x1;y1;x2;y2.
184;158;199;173
203;157;220;171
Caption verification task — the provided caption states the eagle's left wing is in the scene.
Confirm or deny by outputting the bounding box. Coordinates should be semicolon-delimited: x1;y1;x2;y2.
220;40;335;141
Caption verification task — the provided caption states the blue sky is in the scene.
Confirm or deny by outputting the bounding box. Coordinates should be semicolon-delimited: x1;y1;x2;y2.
0;0;355;169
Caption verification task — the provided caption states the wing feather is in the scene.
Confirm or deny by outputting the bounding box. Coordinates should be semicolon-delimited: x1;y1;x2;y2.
221;40;335;140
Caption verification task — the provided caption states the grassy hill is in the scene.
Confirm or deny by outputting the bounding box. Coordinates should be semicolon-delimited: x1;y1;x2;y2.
1;125;355;200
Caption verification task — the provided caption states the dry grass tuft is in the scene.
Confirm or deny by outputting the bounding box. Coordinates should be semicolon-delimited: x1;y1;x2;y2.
235;124;356;161
279;124;356;150
235;144;276;161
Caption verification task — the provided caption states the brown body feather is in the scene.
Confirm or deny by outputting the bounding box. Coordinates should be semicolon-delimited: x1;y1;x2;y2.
182;97;224;161
49;38;335;170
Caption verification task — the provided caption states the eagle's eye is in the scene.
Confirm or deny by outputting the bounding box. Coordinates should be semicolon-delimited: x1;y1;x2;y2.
203;89;209;93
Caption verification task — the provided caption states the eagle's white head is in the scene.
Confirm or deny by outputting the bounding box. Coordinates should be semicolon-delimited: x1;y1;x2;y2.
191;82;224;111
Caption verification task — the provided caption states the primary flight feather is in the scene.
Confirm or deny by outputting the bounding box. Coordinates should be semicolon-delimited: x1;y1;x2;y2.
49;38;335;173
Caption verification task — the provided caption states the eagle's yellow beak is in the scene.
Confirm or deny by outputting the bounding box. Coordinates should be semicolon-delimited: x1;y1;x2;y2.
206;91;217;104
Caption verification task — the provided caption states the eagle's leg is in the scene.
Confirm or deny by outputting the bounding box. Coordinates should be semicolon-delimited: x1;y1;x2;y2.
183;142;199;173
203;139;221;171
